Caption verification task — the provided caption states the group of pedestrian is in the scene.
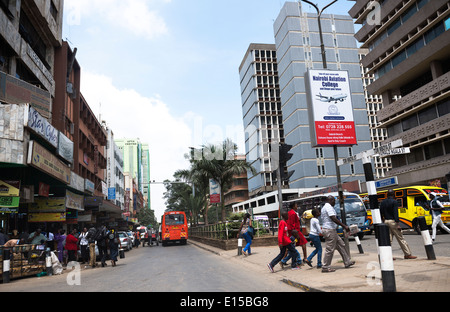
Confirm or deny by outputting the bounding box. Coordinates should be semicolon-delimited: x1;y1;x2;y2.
1;224;121;268
266;188;447;274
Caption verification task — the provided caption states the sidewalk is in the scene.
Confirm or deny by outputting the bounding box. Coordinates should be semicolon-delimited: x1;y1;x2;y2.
190;239;450;292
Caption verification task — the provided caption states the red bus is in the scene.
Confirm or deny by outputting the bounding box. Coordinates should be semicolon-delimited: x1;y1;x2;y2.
161;211;188;246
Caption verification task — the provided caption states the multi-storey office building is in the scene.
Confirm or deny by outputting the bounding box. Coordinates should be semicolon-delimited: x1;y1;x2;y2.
239;43;288;197
350;0;450;187
273;2;372;189
359;48;391;179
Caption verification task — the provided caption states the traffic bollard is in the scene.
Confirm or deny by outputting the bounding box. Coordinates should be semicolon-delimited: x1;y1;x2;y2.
237;238;243;256
354;235;364;254
2;248;11;284
418;216;436;260
45;248;53;276
376;224;396;292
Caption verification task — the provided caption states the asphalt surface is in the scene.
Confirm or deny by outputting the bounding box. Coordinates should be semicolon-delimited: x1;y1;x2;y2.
0;241;298;292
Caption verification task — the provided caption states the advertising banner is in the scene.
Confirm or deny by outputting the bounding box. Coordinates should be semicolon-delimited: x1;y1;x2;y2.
209;179;221;204
58;132;74;164
27;141;71;184
0;180;20;197
27;107;58;148
29;198;66;213
66;190;84;211
28;213;66;223
306;69;357;147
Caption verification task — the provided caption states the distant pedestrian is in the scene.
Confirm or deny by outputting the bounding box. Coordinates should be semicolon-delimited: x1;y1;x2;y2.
134;230;140;248
380;189;417;259
237;213;253;256
267;211;300;272
428;192;450;241
29;228;47;245
321;196;355;273
65;229;79;263
85;226;98;268
79;227;89;264
54;229;66;264
97;224;109;267
283;202;308;265
304;209;322;269
108;229;119;267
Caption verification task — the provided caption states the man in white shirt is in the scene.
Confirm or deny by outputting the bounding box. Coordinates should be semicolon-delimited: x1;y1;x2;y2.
321;195;354;273
429;192;450;241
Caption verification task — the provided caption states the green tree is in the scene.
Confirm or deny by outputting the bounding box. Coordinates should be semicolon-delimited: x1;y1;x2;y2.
192;138;256;221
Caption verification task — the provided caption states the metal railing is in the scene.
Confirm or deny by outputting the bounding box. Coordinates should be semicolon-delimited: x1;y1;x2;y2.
189;218;280;240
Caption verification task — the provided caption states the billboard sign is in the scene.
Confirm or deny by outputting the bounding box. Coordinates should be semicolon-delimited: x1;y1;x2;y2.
209;179;221;204
306;69;357;147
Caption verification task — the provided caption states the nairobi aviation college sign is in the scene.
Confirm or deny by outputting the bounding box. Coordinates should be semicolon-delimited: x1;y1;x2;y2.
306;69;357;147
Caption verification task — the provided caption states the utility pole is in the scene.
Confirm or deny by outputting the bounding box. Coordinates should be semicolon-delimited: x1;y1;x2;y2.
301;0;349;254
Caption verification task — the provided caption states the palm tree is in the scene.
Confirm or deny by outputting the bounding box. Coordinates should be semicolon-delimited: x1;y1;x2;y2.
192;138;256;221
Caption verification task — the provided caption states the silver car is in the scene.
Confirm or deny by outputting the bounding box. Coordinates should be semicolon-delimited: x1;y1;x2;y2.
118;231;132;251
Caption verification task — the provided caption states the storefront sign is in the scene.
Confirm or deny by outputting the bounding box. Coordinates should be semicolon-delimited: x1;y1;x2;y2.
0;196;20;211
65;190;84;211
27;141;71;184
306;69;357;147
85;179;95;194
0;180;20;197
27;107;58;148
57;132;74;164
28;213;66;223
69;171;84;192
0;71;51;118
29;198;66;213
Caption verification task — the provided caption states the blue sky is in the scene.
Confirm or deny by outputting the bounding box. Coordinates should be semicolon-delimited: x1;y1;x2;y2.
62;0;356;220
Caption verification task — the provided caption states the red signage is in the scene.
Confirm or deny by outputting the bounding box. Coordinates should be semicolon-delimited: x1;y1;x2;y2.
38;182;50;197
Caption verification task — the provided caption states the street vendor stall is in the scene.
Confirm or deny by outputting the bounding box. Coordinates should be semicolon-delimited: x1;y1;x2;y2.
0;245;46;281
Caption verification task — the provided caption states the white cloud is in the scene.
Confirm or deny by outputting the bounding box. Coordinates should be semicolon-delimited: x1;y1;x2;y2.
80;71;193;220
65;0;169;40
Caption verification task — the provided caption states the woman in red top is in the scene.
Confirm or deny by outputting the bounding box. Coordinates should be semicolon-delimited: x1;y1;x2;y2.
267;212;300;272
286;202;308;264
65;229;79;263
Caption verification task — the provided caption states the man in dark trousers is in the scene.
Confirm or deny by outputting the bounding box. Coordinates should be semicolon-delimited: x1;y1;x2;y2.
380;189;417;259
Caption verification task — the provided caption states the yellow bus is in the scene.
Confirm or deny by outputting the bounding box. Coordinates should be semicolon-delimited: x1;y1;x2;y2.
360;186;450;234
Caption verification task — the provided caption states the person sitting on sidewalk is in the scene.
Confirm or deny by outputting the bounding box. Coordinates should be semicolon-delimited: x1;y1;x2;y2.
267;211;300;272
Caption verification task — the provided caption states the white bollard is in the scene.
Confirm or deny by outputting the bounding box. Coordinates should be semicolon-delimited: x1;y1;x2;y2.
238;238;243;256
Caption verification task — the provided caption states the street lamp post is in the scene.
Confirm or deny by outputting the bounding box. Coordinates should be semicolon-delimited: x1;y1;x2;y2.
300;0;349;254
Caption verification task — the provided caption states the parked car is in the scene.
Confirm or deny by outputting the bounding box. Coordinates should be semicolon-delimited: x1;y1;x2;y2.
118;231;132;251
126;230;135;247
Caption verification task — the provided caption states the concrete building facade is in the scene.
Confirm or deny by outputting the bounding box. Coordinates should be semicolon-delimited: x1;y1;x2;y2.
273;2;372;189
350;0;450;188
239;43;288;197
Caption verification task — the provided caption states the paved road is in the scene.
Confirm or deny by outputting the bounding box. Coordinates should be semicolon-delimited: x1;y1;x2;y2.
0;242;298;292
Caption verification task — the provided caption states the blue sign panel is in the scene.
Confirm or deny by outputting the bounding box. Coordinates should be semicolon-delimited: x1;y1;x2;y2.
375;177;398;189
108;187;116;200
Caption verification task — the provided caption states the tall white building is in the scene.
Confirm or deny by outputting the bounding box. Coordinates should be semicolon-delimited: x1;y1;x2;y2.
106;126;125;210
